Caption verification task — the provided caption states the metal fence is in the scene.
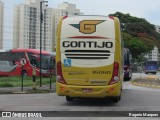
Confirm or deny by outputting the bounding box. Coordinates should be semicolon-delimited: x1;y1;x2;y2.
0;76;56;94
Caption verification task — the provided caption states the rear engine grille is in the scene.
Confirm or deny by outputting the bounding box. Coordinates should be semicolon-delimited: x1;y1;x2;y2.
65;50;111;59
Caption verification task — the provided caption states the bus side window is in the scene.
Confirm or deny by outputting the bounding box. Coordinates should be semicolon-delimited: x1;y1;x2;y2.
13;60;16;65
31;58;37;67
52;59;55;66
48;57;55;69
44;58;49;69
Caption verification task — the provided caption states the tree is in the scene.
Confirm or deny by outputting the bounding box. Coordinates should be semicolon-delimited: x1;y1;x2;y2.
122;32;149;59
109;12;160;60
110;12;156;36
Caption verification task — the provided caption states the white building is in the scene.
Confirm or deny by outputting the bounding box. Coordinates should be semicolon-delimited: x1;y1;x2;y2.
0;1;4;49
13;0;53;52
144;26;160;62
155;25;160;62
52;2;83;50
155;25;160;33
144;46;159;61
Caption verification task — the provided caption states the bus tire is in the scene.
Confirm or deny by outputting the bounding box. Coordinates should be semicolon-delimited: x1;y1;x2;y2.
112;97;119;103
66;96;73;102
112;95;121;103
124;77;130;81
127;77;131;81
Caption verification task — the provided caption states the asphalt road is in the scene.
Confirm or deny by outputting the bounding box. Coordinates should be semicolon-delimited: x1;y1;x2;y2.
0;73;160;111
0;86;160;111
0;73;160;119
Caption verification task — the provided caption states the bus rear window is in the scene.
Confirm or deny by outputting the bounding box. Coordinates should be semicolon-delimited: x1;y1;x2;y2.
146;61;157;66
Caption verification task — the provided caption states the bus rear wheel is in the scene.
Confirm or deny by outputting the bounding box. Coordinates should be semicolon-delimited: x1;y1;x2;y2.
66;96;73;102
112;95;121;103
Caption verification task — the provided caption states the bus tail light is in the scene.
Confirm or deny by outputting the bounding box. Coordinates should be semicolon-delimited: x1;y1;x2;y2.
63;16;68;19
109;16;114;20
108;62;119;85
56;61;66;84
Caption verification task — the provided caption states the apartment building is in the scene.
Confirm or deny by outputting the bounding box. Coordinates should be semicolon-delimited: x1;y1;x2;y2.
155;25;160;33
144;46;159;61
0;1;4;49
155;25;160;62
52;2;83;50
144;25;160;61
13;0;53;52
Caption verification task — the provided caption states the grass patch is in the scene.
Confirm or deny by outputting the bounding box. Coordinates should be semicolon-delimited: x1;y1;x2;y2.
0;83;13;87
0;76;56;87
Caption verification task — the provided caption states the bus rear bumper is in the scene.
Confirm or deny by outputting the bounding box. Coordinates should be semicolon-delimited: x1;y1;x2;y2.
56;82;122;98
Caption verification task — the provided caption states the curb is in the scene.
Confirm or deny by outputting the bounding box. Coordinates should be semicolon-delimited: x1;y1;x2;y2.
131;78;160;89
0;90;55;94
146;75;159;80
12;91;28;94
0;84;56;94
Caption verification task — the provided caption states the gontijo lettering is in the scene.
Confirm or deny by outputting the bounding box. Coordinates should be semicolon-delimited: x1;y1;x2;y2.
63;41;113;48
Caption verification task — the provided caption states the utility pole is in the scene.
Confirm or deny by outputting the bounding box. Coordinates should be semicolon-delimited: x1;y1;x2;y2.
40;1;48;87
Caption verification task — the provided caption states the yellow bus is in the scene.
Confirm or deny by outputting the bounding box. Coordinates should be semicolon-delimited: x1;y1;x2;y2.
56;15;123;102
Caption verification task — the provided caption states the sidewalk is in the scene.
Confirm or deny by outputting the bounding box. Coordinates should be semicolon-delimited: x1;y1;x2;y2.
0;83;56;94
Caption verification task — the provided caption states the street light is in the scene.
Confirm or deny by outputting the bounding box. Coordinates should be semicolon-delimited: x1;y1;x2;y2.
40;0;48;87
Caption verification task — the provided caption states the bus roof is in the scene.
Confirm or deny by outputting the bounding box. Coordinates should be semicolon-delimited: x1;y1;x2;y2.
11;48;50;55
0;49;6;52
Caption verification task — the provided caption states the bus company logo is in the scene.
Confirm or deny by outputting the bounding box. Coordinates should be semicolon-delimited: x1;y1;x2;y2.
2;112;42;118
70;20;105;34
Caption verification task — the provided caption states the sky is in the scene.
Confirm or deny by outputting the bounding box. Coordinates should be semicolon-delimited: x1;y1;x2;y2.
1;0;160;50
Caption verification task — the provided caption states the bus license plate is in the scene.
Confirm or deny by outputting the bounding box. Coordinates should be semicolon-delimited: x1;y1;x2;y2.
82;88;93;93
